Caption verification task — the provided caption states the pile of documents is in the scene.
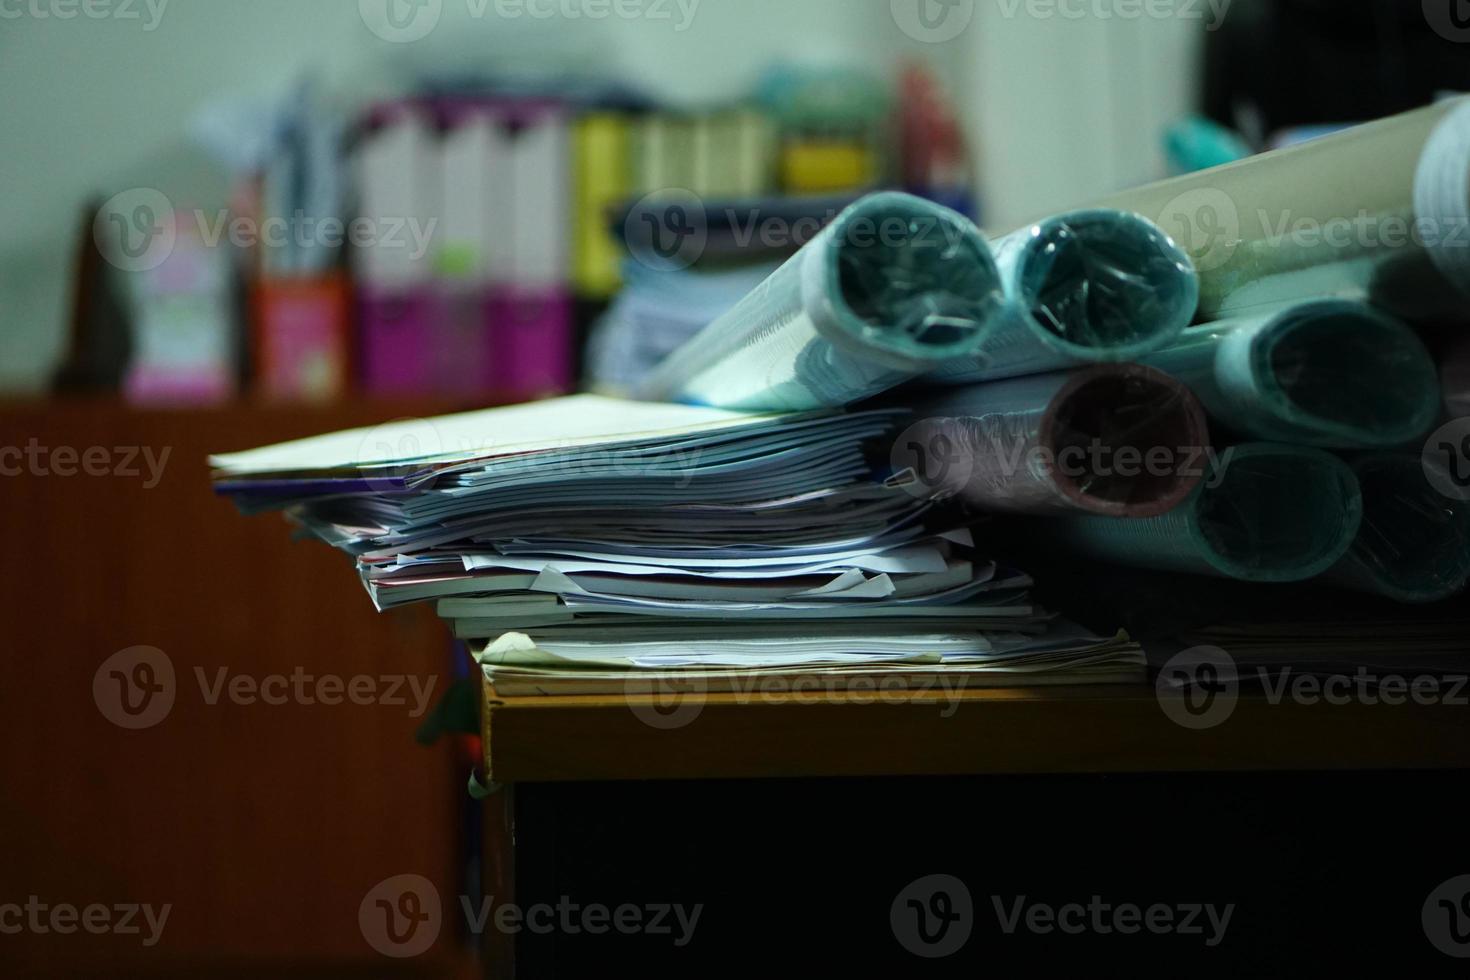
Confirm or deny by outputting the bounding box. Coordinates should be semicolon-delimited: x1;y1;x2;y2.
211;395;1144;695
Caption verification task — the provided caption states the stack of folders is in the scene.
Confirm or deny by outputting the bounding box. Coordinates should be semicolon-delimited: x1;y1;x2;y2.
211;395;1144;696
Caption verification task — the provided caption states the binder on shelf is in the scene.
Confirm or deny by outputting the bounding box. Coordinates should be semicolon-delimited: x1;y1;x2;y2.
432;102;506;395
491;287;573;399
357;287;439;395
493;102;573;397
252;275;351;401
355;102;441;395
572;112;631;299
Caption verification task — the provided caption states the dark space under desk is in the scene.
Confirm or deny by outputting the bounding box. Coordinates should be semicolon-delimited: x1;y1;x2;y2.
477;681;1470;978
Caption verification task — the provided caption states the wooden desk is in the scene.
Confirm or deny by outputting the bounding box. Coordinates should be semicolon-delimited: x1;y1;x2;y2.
478;680;1470;977
480;682;1470;782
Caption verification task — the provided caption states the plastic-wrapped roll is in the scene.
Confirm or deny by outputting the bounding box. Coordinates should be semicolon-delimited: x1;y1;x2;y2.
1145;299;1441;449
638;192;1007;411
902;363;1209;517
1325;454;1470;603
925;209;1198;385
1043;444;1363;583
1093;98;1470;322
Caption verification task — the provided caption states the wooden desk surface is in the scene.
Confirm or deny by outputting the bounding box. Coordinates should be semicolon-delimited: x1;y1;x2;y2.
481;681;1470;783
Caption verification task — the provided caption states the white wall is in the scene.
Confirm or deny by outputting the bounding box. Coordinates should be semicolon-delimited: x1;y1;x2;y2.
955;0;1208;230
0;0;1204;391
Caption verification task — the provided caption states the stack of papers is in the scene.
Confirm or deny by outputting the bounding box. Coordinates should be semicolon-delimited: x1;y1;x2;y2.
211;396;1144;695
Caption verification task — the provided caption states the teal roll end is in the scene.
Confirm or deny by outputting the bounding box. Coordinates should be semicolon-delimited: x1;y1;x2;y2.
1013;208;1200;363
1327;454;1470;603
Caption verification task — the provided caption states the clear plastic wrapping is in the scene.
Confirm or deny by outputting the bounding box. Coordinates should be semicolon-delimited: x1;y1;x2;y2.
902;363;1209;516
1326;454;1470;603
1094;98;1470;322
638;191;1008;411
925;209;1199;385
1145;299;1442;449
1043;444;1363;583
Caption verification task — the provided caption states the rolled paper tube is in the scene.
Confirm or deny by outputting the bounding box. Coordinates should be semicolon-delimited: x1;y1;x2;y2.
1091;97;1470;322
638;191;1008;411
903;363;1209;517
1325;454;1470;603
1043;444;1363;583
1145;299;1442;449
926;209;1199;385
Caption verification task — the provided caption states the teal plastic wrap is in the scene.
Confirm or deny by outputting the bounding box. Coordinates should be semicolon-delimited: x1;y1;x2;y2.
1325;454;1470;603
902;363;1209;517
1146;299;1442;449
638;192;1008;411
1045;444;1363;582
924;209;1198;385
